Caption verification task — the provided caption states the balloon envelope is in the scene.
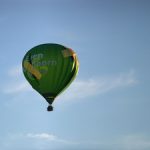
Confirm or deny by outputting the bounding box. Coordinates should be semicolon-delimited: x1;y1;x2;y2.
22;43;79;109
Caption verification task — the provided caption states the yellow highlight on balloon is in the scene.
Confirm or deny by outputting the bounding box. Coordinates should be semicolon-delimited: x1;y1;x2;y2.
62;49;76;58
24;61;42;80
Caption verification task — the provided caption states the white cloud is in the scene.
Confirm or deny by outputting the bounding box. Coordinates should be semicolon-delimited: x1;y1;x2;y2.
1;133;150;150
27;133;57;141
2;81;33;94
0;132;77;150
8;64;22;77
3;66;138;101
26;133;77;145
26;133;150;150
2;64;33;94
117;134;150;150
58;70;138;101
78;134;150;150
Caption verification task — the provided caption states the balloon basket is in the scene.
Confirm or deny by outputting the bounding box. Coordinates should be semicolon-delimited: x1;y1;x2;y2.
47;105;53;111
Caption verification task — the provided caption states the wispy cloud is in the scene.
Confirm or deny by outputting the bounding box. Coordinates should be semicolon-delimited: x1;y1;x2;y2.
26;133;76;144
2;64;33;94
0;132;77;150
58;70;138;100
75;134;150;150
3;65;138;101
7;64;22;77
117;134;150;150
1;133;150;150
27;133;56;140
2;81;32;94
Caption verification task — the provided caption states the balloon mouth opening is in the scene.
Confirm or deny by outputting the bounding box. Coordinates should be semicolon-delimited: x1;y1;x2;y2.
41;93;55;111
45;97;55;104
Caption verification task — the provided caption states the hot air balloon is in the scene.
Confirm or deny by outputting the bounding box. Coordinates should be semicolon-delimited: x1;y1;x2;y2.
22;43;79;111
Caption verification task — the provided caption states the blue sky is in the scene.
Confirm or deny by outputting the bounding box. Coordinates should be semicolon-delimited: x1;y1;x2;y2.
0;0;150;149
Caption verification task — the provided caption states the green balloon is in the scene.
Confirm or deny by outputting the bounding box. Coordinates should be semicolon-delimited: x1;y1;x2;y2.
22;43;79;111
